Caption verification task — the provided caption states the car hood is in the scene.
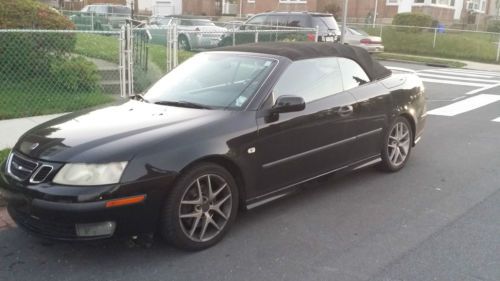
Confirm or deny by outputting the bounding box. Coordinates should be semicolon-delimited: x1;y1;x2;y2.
15;100;232;163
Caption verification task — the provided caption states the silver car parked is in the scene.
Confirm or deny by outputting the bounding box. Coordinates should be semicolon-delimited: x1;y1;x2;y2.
148;17;227;50
342;27;384;53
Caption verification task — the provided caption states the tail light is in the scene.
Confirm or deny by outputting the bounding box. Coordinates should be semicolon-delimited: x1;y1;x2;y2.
307;33;315;41
360;38;380;44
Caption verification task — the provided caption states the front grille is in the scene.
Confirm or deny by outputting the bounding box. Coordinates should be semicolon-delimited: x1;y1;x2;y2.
8;206;77;239
31;165;53;183
6;152;54;183
7;153;39;181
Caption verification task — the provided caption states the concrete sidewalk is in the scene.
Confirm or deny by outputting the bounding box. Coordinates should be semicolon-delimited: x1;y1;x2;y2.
0;114;64;150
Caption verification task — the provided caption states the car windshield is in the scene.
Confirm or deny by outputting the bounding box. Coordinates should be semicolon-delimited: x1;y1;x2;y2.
156;18;172;25
312;16;339;32
144;53;276;109
191;20;216;26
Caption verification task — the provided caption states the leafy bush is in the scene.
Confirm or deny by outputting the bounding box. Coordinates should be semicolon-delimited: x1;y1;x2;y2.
487;21;500;33
322;4;341;18
0;0;76;77
50;57;100;92
392;13;433;32
0;0;74;29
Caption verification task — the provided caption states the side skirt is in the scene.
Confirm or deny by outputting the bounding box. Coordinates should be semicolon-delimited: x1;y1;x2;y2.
245;155;382;210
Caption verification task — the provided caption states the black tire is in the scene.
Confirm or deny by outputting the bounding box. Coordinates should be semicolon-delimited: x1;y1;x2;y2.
160;162;239;251
378;116;413;172
178;35;191;51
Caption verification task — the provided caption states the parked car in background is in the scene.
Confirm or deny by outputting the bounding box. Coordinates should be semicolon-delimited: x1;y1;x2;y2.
218;12;341;47
217;20;245;30
69;4;131;31
1;42;426;251
147;16;227;50
342;26;384;53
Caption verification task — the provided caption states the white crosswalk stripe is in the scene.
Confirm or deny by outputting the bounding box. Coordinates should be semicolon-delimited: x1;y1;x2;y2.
417;73;500;84
427;94;500;116
416;68;500;94
419;69;495;79
387;67;500;120
419;78;492;88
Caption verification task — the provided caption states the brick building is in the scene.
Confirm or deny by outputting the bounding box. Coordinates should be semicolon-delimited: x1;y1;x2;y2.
237;0;493;25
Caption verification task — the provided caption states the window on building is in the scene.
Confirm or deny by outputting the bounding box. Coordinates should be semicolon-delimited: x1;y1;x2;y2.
386;0;398;5
279;0;307;3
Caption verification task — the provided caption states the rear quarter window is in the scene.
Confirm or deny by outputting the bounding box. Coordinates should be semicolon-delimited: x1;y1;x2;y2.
337;58;370;90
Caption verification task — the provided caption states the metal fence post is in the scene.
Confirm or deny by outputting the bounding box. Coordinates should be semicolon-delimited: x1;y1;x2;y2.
173;24;178;68
380;24;383;38
496;35;500;62
433;27;437;49
315;25;319;42
127;23;134;96
119;25;126;98
166;25;171;72
255;30;259;43
232;26;236;46
91;12;94;31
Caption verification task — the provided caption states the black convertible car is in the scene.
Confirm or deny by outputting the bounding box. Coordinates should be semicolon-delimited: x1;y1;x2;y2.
0;42;426;250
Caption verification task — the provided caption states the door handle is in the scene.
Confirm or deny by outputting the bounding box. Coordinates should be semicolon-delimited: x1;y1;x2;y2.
337;105;354;116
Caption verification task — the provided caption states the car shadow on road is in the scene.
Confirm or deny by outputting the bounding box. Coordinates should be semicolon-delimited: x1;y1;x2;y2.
0;166;393;279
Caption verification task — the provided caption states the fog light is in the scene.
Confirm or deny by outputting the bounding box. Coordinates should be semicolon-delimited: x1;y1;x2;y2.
76;221;116;237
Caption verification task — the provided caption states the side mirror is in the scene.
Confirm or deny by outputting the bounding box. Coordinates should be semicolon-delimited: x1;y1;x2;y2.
271;95;305;114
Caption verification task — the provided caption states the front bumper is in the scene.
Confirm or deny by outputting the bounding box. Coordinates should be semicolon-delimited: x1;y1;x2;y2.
0;161;176;241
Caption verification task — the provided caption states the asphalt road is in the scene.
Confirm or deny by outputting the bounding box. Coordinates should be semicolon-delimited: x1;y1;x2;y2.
1;62;499;281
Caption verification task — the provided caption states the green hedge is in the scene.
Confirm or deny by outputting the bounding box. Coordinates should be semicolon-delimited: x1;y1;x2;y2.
50;57;101;92
0;0;76;77
0;0;75;29
392;13;433;32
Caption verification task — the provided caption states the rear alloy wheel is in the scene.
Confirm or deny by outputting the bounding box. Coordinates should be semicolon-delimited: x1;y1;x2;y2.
379;117;413;172
161;163;238;250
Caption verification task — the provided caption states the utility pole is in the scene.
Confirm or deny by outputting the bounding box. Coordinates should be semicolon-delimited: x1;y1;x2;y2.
340;0;349;44
239;0;243;18
373;0;378;28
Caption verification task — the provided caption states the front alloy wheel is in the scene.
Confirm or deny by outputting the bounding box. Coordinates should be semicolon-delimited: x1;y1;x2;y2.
161;163;238;250
179;174;232;242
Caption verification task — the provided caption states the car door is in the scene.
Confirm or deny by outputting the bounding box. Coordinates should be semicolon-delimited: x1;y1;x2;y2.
337;57;392;161
254;57;358;195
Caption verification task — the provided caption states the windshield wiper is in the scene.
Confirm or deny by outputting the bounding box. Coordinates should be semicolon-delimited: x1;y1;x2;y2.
154;100;212;109
131;93;150;103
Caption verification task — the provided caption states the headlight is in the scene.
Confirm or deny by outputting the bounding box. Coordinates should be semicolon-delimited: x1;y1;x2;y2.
53;162;128;186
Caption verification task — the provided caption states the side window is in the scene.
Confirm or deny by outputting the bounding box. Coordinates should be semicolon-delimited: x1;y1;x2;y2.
273;58;344;103
245;15;266;29
264;15;287;27
337;58;370;90
180;20;191;26
287;15;308;27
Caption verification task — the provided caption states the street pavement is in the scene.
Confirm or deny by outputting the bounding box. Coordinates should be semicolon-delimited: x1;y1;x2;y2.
1;62;499;281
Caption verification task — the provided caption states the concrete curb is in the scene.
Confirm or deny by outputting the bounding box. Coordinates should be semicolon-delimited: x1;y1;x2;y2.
378;58;452;68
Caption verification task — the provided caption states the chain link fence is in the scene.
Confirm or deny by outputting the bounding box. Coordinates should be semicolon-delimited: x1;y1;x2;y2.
0;22;317;121
348;23;500;63
0;29;125;120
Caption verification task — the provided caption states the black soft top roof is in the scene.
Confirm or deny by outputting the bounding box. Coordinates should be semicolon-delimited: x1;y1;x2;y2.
213;42;392;80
